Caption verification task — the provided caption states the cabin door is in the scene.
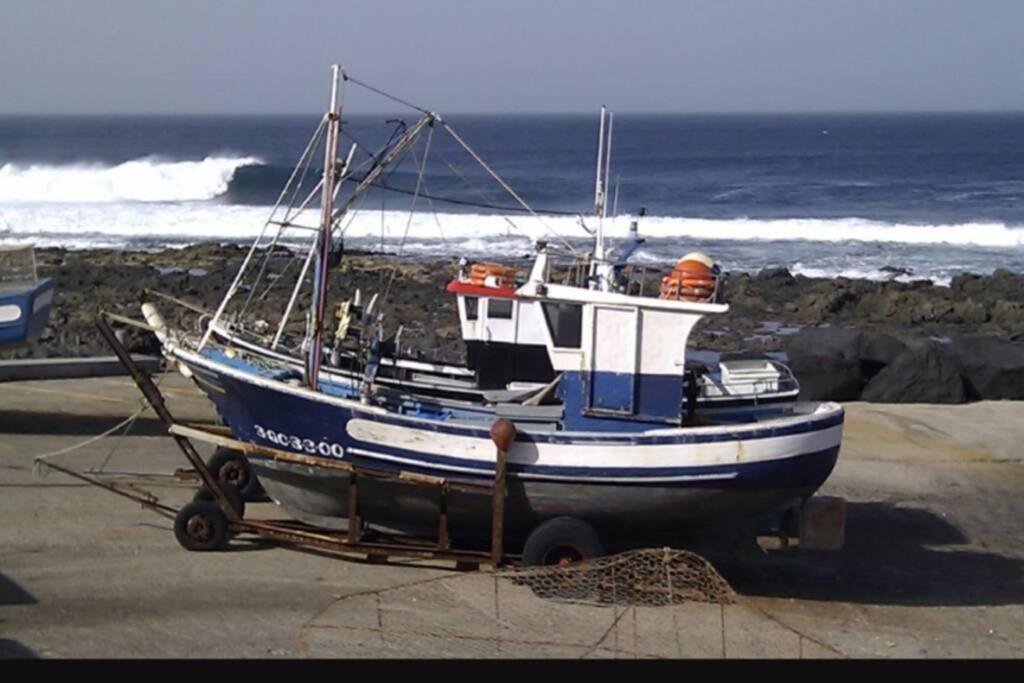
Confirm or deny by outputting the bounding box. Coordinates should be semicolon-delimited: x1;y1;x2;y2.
587;305;638;414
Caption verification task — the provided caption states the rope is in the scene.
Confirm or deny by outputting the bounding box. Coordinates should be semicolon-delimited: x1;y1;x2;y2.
32;406;146;479
354;174;582;216
32;366;172;478
239;124;326;318
343;73;432;116
199;114;328;350
380;126;434;307
442;123;579;255
433;147;527;237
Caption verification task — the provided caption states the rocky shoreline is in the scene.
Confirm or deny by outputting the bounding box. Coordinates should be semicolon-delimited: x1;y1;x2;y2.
6;243;1024;403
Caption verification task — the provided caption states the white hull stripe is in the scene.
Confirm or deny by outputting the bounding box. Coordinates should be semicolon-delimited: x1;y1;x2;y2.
345;418;843;471
346;447;740;483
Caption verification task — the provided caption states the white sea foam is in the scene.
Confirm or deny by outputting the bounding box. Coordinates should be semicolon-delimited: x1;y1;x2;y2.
0;156;262;203
790;263;953;287
1;203;1022;250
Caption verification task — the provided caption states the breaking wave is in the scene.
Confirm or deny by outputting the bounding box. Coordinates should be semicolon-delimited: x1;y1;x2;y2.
0;156;264;203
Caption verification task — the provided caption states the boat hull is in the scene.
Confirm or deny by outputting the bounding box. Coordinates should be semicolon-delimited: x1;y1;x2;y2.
250;449;838;544
173;345;842;544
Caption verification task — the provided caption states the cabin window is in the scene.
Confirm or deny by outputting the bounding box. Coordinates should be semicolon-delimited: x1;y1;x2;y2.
464;296;479;321
488;298;514;319
542;302;582;348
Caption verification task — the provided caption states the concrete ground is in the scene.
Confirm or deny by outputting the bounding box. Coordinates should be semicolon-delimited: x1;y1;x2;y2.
0;373;1022;658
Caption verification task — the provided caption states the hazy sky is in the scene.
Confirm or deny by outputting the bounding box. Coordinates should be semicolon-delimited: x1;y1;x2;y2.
1;0;1022;114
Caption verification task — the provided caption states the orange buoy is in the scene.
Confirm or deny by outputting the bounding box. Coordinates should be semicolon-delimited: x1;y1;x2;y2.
469;262;517;287
660;252;717;302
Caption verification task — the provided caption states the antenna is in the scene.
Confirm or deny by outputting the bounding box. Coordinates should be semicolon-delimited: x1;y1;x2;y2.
601;112;613;224
593;106;606;218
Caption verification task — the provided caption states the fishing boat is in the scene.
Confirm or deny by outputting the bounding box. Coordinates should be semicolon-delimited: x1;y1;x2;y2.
147;67;843;560
196;103;800;418
0;245;54;346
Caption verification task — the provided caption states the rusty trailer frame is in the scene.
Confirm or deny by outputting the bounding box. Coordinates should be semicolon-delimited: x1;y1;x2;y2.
86;312;518;569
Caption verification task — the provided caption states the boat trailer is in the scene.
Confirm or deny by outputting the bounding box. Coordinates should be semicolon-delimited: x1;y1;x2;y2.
35;312;845;569
38;312;522;569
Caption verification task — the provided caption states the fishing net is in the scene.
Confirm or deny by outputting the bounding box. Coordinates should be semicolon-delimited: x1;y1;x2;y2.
498;548;736;607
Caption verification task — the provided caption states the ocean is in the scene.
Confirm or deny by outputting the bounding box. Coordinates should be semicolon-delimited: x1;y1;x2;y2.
2;113;1023;285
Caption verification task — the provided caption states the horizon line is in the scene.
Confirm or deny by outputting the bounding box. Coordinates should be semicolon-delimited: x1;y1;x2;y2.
3;108;1024;118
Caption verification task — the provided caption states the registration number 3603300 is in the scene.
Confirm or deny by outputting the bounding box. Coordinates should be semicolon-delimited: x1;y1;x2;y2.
253;424;346;458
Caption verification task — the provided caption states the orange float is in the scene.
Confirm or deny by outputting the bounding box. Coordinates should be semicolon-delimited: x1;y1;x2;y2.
469;262;518;288
659;252;717;302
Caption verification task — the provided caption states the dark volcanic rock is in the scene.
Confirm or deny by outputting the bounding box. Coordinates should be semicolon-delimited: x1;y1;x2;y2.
756;267;795;285
788;353;864;401
952;335;1024;400
861;340;966;404
783;327;907;399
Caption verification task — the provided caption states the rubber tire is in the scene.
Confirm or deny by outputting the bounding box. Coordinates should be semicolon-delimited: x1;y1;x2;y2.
206;447;266;503
174;500;229;552
522;516;606;566
193;483;245;520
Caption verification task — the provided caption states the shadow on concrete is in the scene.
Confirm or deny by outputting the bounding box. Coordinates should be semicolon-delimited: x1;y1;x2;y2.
714;502;1024;607
0;639;38;659
0;573;37;607
0;410;202;437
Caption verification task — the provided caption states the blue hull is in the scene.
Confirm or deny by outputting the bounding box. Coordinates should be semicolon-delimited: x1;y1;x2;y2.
177;347;842;540
0;278;54;345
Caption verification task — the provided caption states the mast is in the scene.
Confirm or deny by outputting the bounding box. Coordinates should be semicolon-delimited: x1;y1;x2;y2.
306;64;343;391
593;106;607;262
591;107;615;291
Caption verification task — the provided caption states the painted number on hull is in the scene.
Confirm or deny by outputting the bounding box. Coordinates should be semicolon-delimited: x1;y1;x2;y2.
253;424;345;458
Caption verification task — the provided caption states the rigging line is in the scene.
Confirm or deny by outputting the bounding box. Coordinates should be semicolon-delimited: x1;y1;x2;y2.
241;139;389;319
198;113;328;350
381;125;434;307
264;188;370;343
420;179;448;246
343;73;432;116
250;141;388;316
433;145;529;238
240;124;327;318
441;123;579;255
350;174;582;216
329;115;435;225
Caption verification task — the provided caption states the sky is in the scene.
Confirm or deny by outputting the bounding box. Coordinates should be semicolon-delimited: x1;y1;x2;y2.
1;0;1022;115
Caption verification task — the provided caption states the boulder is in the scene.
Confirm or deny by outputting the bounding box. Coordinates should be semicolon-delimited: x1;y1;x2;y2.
990;300;1024;328
951;335;1024;400
783;327;907;394
756;267;795;285
788;353;864;401
861;340;966;403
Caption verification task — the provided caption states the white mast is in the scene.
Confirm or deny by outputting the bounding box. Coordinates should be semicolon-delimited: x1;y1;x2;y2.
591;107;615;291
593;106;607;262
593;106;606;218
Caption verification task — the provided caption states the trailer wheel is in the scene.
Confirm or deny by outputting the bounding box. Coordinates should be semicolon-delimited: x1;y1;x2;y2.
193;483;245;519
174;500;228;551
207;447;266;502
522;517;605;566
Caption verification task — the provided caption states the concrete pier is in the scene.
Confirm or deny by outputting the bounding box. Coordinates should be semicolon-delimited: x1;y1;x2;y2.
1;374;1022;658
